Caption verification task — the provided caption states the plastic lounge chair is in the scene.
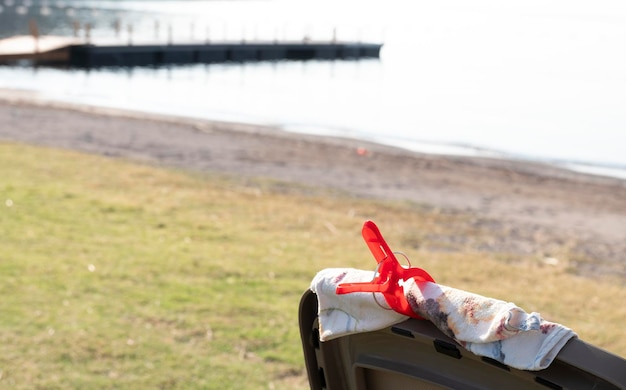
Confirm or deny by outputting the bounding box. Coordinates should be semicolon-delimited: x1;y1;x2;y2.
299;289;626;390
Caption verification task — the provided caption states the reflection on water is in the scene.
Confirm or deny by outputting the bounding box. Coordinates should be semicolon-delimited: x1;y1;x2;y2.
1;59;386;128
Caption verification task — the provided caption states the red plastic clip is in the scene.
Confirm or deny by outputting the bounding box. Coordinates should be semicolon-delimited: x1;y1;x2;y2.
335;221;435;319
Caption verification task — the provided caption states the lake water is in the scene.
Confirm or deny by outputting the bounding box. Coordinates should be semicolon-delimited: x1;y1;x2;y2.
1;0;625;179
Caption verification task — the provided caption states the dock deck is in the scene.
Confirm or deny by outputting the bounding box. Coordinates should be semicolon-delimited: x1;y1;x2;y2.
0;35;382;67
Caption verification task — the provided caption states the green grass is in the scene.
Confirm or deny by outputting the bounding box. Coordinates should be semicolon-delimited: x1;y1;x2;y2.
0;142;624;389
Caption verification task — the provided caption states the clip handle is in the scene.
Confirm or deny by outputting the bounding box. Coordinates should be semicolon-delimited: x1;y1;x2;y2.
403;266;436;285
362;220;397;264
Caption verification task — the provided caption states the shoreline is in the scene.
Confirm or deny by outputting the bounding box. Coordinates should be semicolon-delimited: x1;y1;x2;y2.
2;87;624;185
287;125;626;182
1;91;624;279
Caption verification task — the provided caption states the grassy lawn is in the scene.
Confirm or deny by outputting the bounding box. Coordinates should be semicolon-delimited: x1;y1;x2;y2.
0;142;624;389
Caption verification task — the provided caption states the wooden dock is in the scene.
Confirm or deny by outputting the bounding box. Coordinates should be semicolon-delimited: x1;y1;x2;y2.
0;35;382;67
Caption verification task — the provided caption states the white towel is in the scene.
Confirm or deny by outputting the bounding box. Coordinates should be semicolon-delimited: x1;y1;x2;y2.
311;267;577;371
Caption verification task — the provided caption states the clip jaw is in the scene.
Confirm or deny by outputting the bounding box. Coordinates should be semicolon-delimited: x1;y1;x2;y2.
335;221;435;319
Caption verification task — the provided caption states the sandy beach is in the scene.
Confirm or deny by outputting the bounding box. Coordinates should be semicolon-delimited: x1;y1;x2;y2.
1;91;624;279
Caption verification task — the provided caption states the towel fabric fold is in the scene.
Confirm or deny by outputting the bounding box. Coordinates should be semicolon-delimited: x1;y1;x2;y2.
311;268;577;371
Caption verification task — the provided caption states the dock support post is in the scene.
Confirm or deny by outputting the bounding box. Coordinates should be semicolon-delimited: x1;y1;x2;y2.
73;20;81;38
113;19;121;38
29;19;40;53
127;24;133;46
85;23;92;44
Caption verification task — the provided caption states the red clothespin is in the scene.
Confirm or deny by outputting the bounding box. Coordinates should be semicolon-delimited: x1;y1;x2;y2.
335;221;435;319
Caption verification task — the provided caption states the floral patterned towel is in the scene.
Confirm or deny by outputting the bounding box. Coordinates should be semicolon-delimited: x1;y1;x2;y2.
311;268;577;371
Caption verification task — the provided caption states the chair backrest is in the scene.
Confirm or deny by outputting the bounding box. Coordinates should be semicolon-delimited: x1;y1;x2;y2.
299;290;626;390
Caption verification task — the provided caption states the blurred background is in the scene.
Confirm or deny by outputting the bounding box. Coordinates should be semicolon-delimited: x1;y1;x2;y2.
1;0;625;179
